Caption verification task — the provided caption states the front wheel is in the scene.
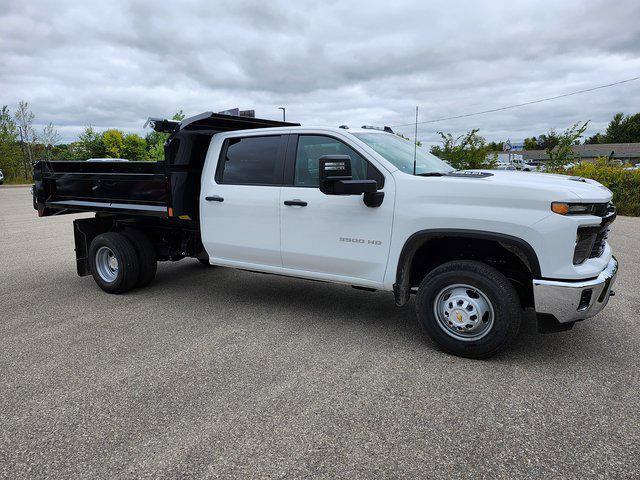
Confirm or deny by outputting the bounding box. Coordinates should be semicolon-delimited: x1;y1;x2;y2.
415;260;521;359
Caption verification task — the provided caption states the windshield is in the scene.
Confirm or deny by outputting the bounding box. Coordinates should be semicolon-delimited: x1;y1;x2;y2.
352;132;454;175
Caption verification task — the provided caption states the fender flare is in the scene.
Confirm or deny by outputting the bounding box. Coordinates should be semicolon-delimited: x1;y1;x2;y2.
393;229;541;306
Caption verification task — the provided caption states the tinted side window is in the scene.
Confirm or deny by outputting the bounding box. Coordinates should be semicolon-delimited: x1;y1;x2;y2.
294;135;384;188
218;136;282;185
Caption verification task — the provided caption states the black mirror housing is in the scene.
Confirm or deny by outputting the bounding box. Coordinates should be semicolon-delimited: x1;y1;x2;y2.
319;155;352;194
319;155;378;196
318;154;382;205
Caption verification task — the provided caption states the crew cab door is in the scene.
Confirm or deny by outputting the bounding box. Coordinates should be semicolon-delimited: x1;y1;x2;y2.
280;134;394;286
200;134;286;268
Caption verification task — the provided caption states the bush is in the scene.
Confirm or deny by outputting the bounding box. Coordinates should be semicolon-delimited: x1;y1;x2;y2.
565;159;640;216
430;129;497;170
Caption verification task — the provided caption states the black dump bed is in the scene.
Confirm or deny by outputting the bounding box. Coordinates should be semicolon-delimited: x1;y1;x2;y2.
33;160;168;217
33;112;298;221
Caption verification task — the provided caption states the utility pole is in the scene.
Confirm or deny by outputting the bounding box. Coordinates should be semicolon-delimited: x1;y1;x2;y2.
278;107;286;122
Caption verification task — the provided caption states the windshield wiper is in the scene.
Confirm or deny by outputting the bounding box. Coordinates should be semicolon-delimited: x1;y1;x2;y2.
416;172;447;177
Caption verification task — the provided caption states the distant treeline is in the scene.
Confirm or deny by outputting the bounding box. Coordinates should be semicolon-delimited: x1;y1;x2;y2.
0;101;183;183
483;112;640;151
2;99;639;184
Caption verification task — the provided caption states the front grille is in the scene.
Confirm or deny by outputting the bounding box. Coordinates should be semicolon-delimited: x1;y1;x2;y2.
590;227;610;258
573;203;616;264
574;227;598;264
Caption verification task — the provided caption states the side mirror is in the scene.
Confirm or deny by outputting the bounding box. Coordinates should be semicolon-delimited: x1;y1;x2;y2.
319;155;377;196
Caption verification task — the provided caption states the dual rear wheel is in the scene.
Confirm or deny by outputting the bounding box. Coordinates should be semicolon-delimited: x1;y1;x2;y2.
89;231;213;294
89;231;157;294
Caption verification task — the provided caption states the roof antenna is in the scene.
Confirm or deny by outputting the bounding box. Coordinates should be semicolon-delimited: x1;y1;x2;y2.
413;106;419;176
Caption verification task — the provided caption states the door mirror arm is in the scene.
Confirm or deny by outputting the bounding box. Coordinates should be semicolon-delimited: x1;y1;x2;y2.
331;179;377;195
363;191;385;208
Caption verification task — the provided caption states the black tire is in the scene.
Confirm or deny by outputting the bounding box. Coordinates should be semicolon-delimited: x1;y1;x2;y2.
122;229;157;288
89;232;140;294
415;260;521;359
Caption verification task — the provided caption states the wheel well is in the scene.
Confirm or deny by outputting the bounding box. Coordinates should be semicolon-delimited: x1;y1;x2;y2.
396;234;537;308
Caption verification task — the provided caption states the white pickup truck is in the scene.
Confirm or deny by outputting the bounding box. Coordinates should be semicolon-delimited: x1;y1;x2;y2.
32;112;618;358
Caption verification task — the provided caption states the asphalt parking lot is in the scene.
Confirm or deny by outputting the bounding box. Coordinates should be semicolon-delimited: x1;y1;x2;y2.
1;185;639;479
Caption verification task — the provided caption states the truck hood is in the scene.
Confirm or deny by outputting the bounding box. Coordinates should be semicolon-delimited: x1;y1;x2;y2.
464;170;613;202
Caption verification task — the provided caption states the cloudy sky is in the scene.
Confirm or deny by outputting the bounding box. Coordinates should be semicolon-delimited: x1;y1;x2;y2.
1;0;639;144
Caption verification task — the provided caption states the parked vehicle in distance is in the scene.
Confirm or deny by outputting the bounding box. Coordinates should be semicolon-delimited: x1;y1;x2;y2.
490;153;534;171
489;153;516;170
32;112;618;358
512;158;535;171
86;158;129;162
524;160;546;172
0;169;4;185
493;159;517;170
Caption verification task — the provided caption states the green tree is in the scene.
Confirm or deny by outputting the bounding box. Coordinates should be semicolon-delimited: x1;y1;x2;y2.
580;112;640;144
430;129;496;170
145;130;167;161
147;139;165;162
0;105;23;181
604;112;640;143
486;141;504;151
14;101;37;180
40;123;61;161
47;143;74;161
122;133;147;161
585;132;606;144
546;121;589;170
102;129;124;158
77;126;105;159
536;129;560;150
605;112;626;143
523;137;538;150
57;143;82;160
0;106;18;140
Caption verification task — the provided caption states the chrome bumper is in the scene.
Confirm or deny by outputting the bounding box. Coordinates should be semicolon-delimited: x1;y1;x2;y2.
533;256;618;323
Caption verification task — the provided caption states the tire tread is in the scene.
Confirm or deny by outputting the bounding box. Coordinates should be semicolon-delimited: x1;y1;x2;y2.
122;229;157;288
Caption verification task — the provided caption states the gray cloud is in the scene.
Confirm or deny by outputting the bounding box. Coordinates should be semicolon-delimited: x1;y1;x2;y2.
1;0;639;144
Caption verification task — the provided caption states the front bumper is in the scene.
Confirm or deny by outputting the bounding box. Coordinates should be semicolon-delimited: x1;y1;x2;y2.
532;256;618;323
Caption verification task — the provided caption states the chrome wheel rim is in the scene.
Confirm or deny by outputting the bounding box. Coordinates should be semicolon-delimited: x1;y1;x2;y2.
433;284;495;341
95;246;119;283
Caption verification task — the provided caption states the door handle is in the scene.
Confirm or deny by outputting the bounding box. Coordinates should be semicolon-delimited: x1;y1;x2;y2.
205;195;224;202
284;199;307;207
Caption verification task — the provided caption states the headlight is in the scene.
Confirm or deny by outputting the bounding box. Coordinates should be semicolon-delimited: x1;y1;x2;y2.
551;202;597;215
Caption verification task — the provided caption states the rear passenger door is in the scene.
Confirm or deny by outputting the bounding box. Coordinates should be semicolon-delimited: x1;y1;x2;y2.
200;134;286;269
